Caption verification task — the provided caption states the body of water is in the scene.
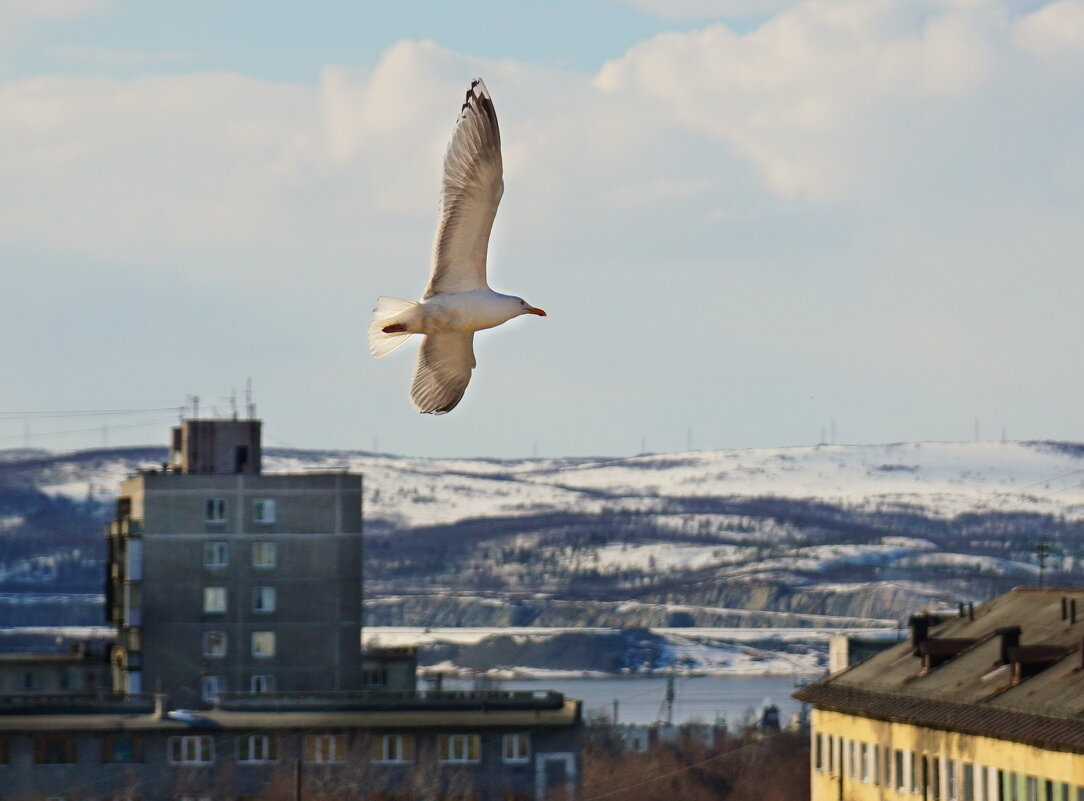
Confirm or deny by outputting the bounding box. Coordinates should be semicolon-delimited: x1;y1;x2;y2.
440;674;815;726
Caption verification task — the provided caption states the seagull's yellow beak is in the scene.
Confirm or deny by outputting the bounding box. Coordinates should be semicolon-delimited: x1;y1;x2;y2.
525;306;547;316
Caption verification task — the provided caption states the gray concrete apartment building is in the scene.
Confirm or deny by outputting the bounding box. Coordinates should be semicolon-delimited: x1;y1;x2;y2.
106;418;363;708
0;417;583;800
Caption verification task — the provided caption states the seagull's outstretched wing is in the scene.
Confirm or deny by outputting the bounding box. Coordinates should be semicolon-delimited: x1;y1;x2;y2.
410;333;477;414
423;78;503;299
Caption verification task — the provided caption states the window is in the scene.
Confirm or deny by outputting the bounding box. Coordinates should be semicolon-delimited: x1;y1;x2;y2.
848;740;856;778
169;736;214;765
860;743;869;783
239;735;277;764
896;750;906;792
203;587;227;613
252;631;276;658
203;631;227;658
911;751;918;794
205;498;227;522
964;763;974;801
252;587;276;613
203;541;228;568
252;542;277;568
251;674;275;693
0;737;8;765
372;734;414;763
103;735;144;764
34;736;76;764
254;499;276;523
438;734;481;763
363;667;389;688
502;733;530;763
814;733;823;771
304;734;346;763
21;670;38;691
202;675;227;703
1027;778;1039;801
949;760;959;801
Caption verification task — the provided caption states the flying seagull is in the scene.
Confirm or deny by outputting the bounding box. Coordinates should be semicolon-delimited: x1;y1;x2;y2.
368;78;546;415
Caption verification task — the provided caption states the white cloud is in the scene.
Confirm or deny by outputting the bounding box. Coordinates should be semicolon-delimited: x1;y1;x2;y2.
1;2;1083;453
616;0;804;18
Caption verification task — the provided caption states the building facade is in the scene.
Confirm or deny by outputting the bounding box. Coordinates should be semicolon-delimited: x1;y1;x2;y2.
796;588;1084;801
106;418;363;708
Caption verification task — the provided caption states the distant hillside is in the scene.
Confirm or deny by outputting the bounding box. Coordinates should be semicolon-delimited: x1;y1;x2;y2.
1;441;1082;627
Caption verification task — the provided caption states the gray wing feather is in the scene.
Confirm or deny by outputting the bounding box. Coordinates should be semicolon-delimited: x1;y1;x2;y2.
410;333;477;414
423;78;503;299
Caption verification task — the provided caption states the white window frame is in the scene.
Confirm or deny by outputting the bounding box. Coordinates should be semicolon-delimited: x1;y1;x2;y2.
304;734;346;764
254;498;276;524
502;732;530;763
205;498;227;523
252;586;276;613
239;734;276;764
375;734;413;764
438;733;481;764
252;631;276;658
168;735;214;765
203;587;227;613
252;541;277;569
203;541;228;568
202;630;227;658
201;675;226;703
251;674;275;693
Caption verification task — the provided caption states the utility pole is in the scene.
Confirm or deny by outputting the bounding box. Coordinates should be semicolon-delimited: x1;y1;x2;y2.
1037;542;1050;587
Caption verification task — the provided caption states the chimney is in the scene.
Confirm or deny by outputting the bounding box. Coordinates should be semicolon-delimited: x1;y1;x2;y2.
154;693;169;719
968;603;975;621
997;626;1022;665
910;615;932;652
1062;597;1069;621
1072;600;1078;625
959;602;966;618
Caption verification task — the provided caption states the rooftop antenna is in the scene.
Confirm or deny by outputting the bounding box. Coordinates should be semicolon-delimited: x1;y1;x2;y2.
193;396;200;419
245;378;255;420
229;388;238;420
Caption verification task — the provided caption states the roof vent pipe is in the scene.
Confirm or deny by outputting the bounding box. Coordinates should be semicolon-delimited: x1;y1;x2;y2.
968;603;975;621
959;602;966;618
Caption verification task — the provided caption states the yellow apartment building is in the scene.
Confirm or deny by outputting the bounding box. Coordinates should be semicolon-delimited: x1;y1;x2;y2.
796;588;1084;801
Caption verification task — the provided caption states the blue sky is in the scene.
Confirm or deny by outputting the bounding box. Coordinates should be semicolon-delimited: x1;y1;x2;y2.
1;0;1082;457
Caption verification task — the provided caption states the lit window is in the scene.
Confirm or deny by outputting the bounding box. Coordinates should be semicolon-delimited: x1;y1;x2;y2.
33;736;75;764
502;733;529;763
239;734;277;764
203;541;228;568
252;542;277;568
252;587;276;613
202;631;227;658
168;735;214;765
251;674;275;693
252;631;276;658
304;734;346;763
438;734;480;763
202;675;226;703
203;587;227;613
254;499;276;524
205;498;227;522
372;734;414;763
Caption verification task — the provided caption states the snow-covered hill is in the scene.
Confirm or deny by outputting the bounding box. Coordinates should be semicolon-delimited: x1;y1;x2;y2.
2;440;1082;628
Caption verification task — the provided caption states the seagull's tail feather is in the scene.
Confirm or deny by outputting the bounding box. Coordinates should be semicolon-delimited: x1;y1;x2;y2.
369;296;418;358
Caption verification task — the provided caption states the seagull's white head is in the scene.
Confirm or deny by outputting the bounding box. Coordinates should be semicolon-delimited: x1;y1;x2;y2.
516;298;547;317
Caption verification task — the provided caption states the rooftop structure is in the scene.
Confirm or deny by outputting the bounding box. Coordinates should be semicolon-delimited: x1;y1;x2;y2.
796;587;1084;801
